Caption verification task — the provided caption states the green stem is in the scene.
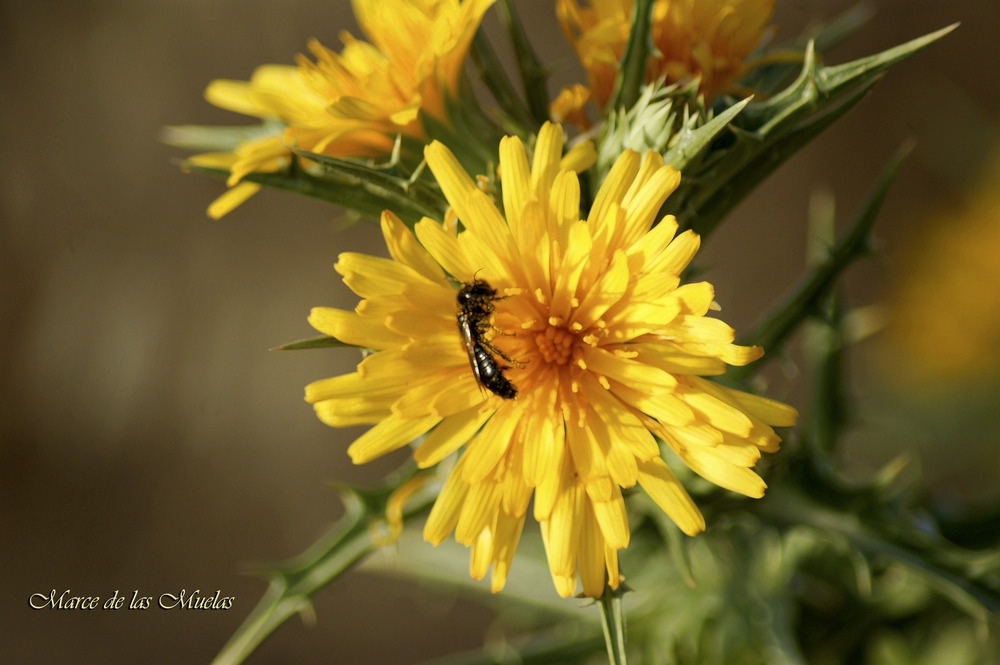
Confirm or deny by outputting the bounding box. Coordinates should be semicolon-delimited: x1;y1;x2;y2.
210;478;438;665
722;140;913;385
597;586;629;665
608;0;655;112
210;499;376;665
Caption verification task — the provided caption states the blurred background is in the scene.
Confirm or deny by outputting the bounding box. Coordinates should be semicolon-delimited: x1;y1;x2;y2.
2;1;998;663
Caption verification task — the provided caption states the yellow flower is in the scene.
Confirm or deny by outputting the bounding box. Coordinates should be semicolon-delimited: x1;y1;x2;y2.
305;123;797;597
557;0;774;107
886;149;1000;385
549;83;593;131
190;0;495;218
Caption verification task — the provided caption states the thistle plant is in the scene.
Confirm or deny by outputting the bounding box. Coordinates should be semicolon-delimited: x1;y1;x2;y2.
166;2;997;664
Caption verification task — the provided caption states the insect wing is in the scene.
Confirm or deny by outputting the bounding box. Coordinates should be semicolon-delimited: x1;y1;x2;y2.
458;314;486;391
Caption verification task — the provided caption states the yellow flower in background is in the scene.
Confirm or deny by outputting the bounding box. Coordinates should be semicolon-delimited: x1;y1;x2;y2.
549;83;594;131
188;0;495;218
305;123;796;597
887;150;1000;385
557;0;774;108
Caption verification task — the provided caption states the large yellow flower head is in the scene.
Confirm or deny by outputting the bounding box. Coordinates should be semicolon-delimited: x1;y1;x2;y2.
306;123;797;597
558;0;774;108
189;0;495;218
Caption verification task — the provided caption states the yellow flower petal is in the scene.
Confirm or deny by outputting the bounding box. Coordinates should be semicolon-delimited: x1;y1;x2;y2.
591;485;630;549
490;511;526;593
469;526;493;580
312;391;392;427
675;444;768;498
542;471;584;580
205;181;262;219
308;307;407;349
336;252;421;298
499;135;532;231
414;405;494;468
425;140;479;222
589;150;641;231
549;83;592;130
347;414;441;464
461;403;522;484
678;384;754;438
424;455;472;545
378;474;432;546
522;381;565;487
729;389;800;426
530;123;565;207
455;478;502;546
414;217;474;279
380;211;446;283
577;499;607;597
189;1;493;216
652;229;702;276
584;346;677;388
636;457;705;536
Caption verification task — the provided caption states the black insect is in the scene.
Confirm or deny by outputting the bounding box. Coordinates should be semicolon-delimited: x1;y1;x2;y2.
457;278;519;399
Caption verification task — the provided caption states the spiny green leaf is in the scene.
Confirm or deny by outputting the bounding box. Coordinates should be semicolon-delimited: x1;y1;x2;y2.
162;120;283;152
722;140;913;386
740;24;957;140
815;23;958;101
663;95;751;173
432;89;507;172
608;0;656;112
666;24;954;238
211;471;438;665
682;75;878;237
184;161;442;226
288;145;447;220
270;335;355;351
806;306;851;457
209;493;375;665
498;0;550;127
470;29;536;135
743;2;877;97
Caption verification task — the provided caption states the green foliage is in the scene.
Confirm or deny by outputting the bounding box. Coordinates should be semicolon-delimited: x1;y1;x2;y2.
607;0;657;113
210;469;438;665
269;334;353;351
722;140;913;386
661;24;957;238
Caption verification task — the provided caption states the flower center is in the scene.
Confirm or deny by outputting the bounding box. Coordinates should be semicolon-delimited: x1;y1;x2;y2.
534;325;575;366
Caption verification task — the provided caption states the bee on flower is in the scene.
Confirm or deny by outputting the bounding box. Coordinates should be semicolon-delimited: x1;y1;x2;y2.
305;122;797;597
